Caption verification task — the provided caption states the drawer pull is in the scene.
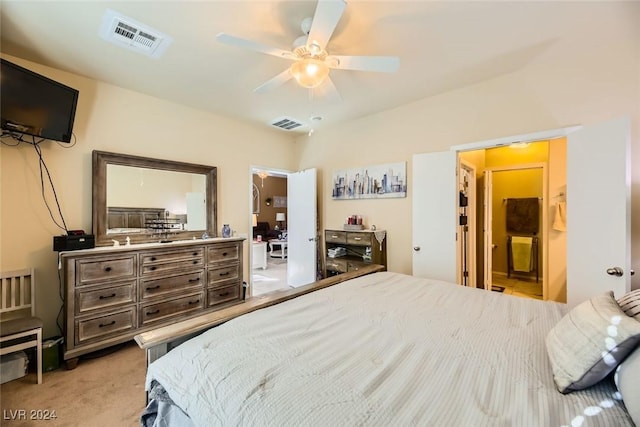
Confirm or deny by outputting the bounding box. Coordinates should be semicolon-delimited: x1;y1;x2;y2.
149;266;157;271
193;252;198;256
98;320;116;328
188;278;200;283
354;237;362;241
218;292;230;297
188;299;201;305
219;271;230;277
146;309;160;316
104;266;112;272
192;260;198;265
150;257;157;261
99;293;116;300
222;252;228;256
331;235;338;238
146;285;160;291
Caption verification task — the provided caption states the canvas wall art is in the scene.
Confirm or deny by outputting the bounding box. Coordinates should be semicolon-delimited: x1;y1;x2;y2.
332;161;407;199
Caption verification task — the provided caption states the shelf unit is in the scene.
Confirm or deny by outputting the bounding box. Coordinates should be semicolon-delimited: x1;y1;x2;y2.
324;229;387;277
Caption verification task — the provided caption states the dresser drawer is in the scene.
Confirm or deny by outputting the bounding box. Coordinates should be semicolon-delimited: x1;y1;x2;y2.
208;263;240;287
346;232;372;246
325;230;347;244
76;280;137;314
76;308;136;344
207;244;239;264
77;255;136;285
140;248;204;266
140;271;204;300
141;257;204;275
139;292;204;326
326;258;347;273
207;283;241;307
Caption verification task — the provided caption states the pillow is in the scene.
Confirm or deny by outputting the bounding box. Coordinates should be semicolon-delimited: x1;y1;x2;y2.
615;348;640;426
617;289;640;320
546;291;640;393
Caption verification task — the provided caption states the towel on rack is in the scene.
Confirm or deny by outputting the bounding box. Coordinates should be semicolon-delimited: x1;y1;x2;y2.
506;198;539;234
511;236;533;272
552;202;567;231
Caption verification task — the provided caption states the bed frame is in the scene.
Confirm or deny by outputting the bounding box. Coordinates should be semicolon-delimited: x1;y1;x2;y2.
134;264;384;366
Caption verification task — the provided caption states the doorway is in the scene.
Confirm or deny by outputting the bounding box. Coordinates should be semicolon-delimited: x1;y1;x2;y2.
459;140;563;302
250;167;290;296
486;166;545;299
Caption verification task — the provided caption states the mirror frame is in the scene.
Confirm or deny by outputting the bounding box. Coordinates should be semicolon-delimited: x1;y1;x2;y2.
92;150;217;246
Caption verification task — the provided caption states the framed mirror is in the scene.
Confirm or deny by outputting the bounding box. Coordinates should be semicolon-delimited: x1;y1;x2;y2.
92;151;217;246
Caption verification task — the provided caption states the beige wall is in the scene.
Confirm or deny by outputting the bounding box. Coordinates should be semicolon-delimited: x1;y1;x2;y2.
548;139;567;302
0;54;296;337
296;3;639;291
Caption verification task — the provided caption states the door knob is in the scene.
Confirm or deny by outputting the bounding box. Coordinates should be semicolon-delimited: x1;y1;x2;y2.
606;267;624;277
413;246;421;252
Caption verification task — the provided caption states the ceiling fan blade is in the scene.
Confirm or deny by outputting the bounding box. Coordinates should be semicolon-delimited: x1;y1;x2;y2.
328;55;400;73
306;0;347;51
216;33;295;60
313;76;342;103
254;69;293;93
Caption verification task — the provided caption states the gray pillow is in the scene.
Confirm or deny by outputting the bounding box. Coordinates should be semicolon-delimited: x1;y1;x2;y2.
615;348;640;426
546;291;640;393
617;289;640;320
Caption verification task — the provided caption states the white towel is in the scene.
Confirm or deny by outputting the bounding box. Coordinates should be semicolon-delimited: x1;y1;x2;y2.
553;202;567;231
511;236;533;272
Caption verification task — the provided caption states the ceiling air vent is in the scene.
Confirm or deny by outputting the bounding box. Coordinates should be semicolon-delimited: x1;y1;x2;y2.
99;9;173;59
270;116;305;131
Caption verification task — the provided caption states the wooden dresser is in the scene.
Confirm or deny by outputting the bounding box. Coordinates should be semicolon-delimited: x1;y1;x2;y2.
324;229;387;277
60;237;244;368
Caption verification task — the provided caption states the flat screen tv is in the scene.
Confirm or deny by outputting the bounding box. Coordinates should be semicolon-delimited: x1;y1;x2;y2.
1;59;79;143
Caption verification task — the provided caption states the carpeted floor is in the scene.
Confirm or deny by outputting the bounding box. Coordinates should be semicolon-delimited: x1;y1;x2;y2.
0;341;146;426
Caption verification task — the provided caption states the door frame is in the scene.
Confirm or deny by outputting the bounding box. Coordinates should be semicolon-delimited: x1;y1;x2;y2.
457;159;477;287
483;163;548;299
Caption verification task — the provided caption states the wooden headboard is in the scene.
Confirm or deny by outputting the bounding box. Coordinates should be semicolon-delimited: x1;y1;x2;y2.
107;207;165;230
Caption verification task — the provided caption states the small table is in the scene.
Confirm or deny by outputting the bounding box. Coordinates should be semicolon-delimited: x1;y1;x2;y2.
269;240;288;259
252;241;267;269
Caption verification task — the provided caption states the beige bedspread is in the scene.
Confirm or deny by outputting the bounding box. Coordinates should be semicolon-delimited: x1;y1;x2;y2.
145;272;633;426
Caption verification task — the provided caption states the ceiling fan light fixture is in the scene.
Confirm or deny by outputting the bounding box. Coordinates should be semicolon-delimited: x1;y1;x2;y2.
290;58;329;88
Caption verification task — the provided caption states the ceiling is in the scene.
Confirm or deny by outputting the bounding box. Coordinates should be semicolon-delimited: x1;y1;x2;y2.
0;1;623;135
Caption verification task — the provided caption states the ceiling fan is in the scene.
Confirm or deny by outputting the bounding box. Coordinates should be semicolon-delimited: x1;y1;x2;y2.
216;0;400;100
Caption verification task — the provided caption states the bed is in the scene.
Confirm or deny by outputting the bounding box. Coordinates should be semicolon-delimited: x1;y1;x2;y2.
142;272;640;426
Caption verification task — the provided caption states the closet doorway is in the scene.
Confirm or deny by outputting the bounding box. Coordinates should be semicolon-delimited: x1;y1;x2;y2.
459;138;566;302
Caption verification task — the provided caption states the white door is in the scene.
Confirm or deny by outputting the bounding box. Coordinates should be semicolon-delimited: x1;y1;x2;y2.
567;117;631;306
412;151;458;282
287;168;317;287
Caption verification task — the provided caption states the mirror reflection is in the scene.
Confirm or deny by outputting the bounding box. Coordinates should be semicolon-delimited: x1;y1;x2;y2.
106;165;207;234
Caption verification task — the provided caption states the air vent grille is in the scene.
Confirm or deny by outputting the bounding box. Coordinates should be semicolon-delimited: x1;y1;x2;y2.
271;117;305;131
99;9;172;59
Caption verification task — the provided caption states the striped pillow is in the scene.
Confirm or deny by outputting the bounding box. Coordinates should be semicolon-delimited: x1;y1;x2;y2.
617;289;640;320
546;292;640;393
